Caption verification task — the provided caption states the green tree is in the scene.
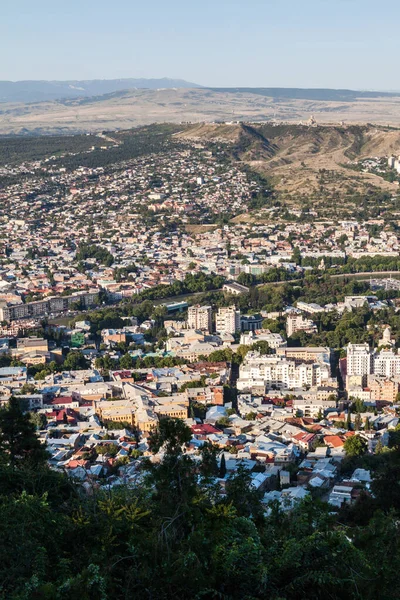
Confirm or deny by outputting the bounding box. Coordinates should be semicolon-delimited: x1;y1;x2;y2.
0;397;48;467
354;412;362;431
344;435;368;457
29;412;47;430
291;246;302;266
119;353;133;370
219;453;227;478
216;416;231;429
199;443;218;479
63;350;88;371
225;463;264;521
148;417;192;455
346;411;352;431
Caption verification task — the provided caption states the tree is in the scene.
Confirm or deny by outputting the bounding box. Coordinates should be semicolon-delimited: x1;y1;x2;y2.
244;411;257;421
0;397;48;467
63;350;88;371
225;463;263;520
291;246;302;266
346;411;352;431
252;340;271;355
96;444;119;457
219;453;227;478
216;416;231;429
354;412;362;431
344;435;368;457
29;412;47;430
119;353;133;370
148;417;192;455
199;443;218;479
18;383;37;395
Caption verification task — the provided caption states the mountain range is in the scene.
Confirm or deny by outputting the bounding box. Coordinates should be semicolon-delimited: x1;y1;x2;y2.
2;79;400;105
1;81;400;135
0;78;201;103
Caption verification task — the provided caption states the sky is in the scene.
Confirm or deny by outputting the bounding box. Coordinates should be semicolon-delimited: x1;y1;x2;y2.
2;0;400;89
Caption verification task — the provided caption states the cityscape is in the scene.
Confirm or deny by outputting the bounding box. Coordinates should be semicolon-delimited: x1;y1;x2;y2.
2;1;400;598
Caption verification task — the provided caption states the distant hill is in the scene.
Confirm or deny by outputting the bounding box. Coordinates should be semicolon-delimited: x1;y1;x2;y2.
0;78;201;103
210;88;400;102
2;87;400;136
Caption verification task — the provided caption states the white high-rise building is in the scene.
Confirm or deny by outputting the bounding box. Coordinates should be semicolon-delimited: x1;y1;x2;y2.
346;343;373;377
215;306;241;334
187;305;212;332
373;350;400;378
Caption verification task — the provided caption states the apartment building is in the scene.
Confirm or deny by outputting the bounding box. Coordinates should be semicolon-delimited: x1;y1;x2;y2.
286;313;317;337
367;375;399;403
346;343;373;377
373;350;400;378
215;306;241;334
187;305;212;332
346;344;400;387
276;346;331;366
237;352;326;392
0;291;99;322
292;395;337;418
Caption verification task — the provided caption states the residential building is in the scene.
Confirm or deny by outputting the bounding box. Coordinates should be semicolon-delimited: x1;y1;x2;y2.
187;305;212;332
286;313;317;337
215;306;241;334
346;343;373;378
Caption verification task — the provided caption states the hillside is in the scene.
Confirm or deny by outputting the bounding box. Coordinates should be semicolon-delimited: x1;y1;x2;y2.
178;122;400;204
211;87;400;102
2;87;400;135
0;78;201;103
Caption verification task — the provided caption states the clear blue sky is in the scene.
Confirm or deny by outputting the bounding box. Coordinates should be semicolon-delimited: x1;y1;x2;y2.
2;0;399;89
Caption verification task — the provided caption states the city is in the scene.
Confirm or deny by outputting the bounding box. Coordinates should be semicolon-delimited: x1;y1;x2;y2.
2;0;400;596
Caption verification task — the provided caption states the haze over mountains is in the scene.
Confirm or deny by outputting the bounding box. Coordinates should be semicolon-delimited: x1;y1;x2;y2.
1;79;400;135
0;78;201;103
2;78;400;105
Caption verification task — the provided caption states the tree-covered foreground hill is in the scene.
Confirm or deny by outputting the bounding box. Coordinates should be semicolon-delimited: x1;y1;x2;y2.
1;401;400;600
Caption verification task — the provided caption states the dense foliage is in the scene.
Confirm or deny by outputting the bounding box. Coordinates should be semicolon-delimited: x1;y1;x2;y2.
1;403;400;599
76;243;115;267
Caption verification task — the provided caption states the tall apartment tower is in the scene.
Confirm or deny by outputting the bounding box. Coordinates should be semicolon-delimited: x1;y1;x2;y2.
346;343;373;377
215;306;241;334
187;305;212;332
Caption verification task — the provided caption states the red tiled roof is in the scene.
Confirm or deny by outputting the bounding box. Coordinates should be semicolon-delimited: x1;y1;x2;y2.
48;396;75;405
324;435;345;448
293;432;316;443
191;424;221;435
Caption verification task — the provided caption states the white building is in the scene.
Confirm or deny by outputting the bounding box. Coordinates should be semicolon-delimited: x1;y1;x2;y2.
187;305;212;332
286;313;317;337
296;301;325;314
347;343;400;382
373;350;400;378
237;351;328;392
215;306;241;334
240;330;286;349
346;343;373;377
